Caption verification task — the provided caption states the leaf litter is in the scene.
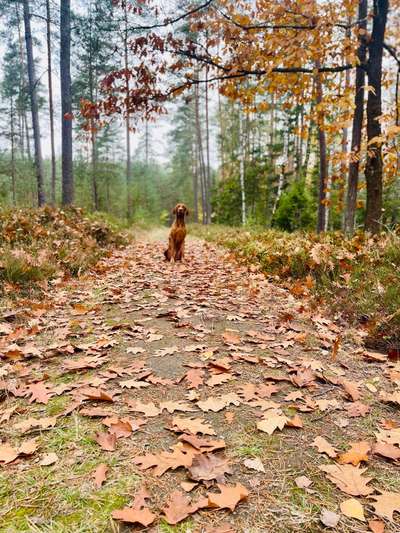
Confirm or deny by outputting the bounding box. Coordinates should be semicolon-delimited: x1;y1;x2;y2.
1;234;400;530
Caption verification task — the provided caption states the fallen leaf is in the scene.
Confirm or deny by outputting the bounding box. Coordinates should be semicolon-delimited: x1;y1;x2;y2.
320;509;340;528
295;476;312;489
368;519;385;533
189;453;232;482
126;400;161;417
208;483;249;511
180;481;198;492
340;498;365;521
373;441;400;461
94;431;117;451
338;441;371;466
311;436;337;458
370;491;400;521
112;507;156;527
257;409;289;435
319;464;373;496
243;457;265;472
162;490;208;525
94;463;108;488
172;417;216;436
345;401;371;417
39;452;58;466
0;444;19;464
340;379;361;401
222;330;241;345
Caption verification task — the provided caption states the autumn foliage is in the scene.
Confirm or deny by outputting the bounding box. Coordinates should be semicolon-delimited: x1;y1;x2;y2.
0;207;126;287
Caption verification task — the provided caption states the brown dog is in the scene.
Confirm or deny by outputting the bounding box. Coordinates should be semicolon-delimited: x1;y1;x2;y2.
164;203;189;262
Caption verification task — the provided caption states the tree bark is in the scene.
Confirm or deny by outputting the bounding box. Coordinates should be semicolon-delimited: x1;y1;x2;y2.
315;62;328;233
46;0;57;206
205;66;211;223
364;0;389;233
23;0;46;207
124;3;133;220
344;0;368;235
60;0;74;205
238;108;247;225
10;97;17;206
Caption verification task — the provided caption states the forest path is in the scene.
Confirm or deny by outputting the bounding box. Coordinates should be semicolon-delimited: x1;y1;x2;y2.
1;232;398;532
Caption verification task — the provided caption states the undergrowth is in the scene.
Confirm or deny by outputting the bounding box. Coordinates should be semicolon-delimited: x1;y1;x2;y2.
0;207;128;290
190;224;400;348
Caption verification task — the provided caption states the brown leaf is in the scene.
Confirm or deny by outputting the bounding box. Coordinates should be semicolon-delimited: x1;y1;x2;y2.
160;400;196;414
126;400;161;417
222;330;241;345
94;463;108;488
295;476;313;489
112;507;156;527
185;368;204;389
208;483;249;511
94;431;117;451
370;491;400;521
80;387;114;402
178;434;225;452
319;464;373;496
197;393;241;412
207;373;234;387
189;453;232;483
119;379;149;389
368;519;385;533
311;436;338;458
39;452;58;466
162;490;208;525
26;382;54;404
181;481;198;492
243;457;265;472
344;401;370;417
338;441;371;466
172;417;216;435
257;409;289;435
373;441;400;461
291;368;316;388
340;379;361;401
0;444;19;464
14;416;58;433
340;498;365;521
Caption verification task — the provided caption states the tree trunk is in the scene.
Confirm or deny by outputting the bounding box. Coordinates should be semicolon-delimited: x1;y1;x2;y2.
194;81;208;224
238;108;247;225
364;0;388;233
205;66;211;223
315;62;328;233
60;0;74;205
344;0;368;235
192;139;199;223
124;4;133;220
10;97;17;206
46;0;57;206
23;0;46;207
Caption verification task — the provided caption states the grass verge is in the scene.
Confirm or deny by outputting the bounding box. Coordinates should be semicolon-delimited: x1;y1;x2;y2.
190;223;400;349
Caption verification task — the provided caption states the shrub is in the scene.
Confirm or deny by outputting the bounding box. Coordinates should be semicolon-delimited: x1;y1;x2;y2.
0;206;127;288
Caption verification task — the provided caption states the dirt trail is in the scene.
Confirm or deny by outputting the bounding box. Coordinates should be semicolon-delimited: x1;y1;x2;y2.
0;233;399;532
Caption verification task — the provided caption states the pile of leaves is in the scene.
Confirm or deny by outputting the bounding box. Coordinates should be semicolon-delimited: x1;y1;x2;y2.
0;207;127;287
191;224;400;348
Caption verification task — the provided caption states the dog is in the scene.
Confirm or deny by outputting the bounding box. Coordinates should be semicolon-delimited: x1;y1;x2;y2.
164;203;189;262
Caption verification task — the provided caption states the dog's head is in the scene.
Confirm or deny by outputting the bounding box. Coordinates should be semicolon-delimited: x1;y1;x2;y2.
173;203;189;218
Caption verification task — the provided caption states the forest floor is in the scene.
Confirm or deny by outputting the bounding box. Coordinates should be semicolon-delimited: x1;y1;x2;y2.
0;229;399;533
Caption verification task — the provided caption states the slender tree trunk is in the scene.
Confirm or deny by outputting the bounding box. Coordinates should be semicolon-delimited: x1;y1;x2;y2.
238;108;247;225
24;112;32;161
60;0;74;205
315;62;328;233
145;119;149;165
192;139;199;223
124;4;133;220
364;0;388;233
10;98;17;206
344;0;368;235
23;0;46;207
16;6;26;159
46;0;57;206
205;67;211;223
194;81;207;224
